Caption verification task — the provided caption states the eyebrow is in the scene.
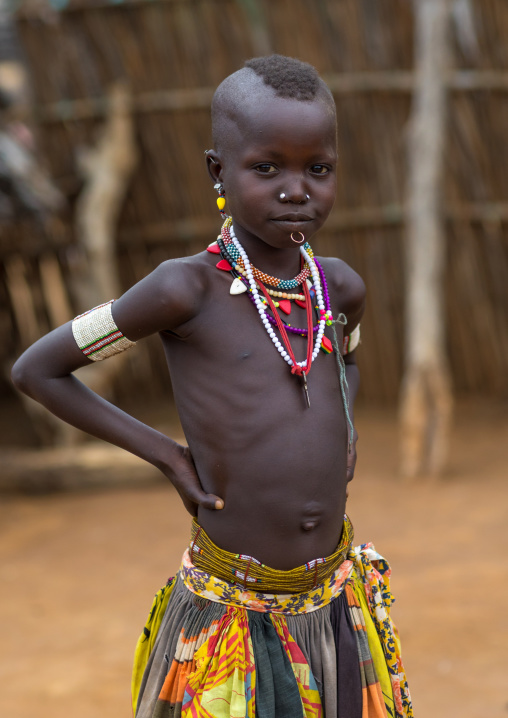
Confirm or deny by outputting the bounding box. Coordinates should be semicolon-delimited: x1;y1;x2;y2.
243;148;337;163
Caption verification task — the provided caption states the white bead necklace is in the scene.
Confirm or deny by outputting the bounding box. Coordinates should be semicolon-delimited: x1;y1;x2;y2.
229;225;327;373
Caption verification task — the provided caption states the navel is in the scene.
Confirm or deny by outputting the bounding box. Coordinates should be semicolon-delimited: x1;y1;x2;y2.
300;501;323;532
301;519;319;532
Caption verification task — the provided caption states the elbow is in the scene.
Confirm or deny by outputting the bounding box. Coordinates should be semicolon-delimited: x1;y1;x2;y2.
11;357;37;398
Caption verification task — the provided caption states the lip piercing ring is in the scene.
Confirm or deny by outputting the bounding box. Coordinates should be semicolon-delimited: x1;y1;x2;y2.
291;232;305;244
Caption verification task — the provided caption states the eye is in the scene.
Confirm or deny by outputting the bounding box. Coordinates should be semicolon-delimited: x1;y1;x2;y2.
310;164;330;175
254;163;278;174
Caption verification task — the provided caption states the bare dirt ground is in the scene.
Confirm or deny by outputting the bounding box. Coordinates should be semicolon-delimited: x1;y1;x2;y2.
0;399;507;718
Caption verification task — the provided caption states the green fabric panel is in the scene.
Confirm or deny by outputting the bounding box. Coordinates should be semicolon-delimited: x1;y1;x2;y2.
248;612;304;718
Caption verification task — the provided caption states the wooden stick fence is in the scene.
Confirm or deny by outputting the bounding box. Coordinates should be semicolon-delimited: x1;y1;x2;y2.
1;0;508;444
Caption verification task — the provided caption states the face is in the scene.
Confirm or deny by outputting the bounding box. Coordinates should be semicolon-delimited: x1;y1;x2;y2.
209;93;337;251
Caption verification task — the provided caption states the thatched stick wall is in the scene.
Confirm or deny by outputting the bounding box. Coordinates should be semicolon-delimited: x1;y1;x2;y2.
2;0;508;414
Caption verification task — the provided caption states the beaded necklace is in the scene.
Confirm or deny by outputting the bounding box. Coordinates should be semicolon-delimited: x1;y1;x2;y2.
221;218;312;290
228;223;328;407
231;264;306;302
212;218;356;443
216;231;333;339
215;233;306;304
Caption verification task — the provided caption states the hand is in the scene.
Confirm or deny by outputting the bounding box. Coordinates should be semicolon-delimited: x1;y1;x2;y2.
164;445;224;517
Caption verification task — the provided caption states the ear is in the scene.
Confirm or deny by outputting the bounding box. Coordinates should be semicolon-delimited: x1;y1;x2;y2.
205;150;223;184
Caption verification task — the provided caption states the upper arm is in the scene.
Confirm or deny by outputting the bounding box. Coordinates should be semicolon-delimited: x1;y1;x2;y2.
326;257;366;332
12;257;206;388
323;257;365;365
112;257;206;341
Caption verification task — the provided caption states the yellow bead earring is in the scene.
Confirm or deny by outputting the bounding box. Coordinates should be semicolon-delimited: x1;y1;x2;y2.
214;183;227;219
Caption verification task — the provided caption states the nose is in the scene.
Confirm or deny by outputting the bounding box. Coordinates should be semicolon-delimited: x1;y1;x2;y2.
279;174;310;204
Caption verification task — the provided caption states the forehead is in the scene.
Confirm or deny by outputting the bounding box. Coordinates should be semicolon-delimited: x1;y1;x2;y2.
223;93;337;158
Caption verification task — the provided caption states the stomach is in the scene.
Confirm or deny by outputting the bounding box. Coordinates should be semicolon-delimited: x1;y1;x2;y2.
165;325;350;569
189;412;349;570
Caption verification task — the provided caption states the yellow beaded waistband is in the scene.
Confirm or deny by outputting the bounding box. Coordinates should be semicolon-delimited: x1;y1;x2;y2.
188;515;354;594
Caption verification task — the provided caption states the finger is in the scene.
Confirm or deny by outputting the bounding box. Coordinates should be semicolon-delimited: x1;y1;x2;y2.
177;481;224;511
199;493;225;511
173;451;224;511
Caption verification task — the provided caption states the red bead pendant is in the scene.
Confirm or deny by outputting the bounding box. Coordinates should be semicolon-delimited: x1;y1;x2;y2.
320;335;333;354
207;243;220;254
295;299;307;309
278;299;291;316
216;259;233;271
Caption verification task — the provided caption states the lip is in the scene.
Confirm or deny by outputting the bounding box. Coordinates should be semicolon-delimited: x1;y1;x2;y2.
272;213;313;222
271;217;314;232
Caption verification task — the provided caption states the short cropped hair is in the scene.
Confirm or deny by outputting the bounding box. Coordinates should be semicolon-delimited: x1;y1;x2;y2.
244;55;322;101
211;55;335;153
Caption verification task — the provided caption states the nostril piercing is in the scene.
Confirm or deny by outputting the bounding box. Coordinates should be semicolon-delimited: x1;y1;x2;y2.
279;193;286;200
305;194;310;200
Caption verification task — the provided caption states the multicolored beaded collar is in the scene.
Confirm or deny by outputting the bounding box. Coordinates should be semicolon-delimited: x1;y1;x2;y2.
215;231;333;340
221;217;313;290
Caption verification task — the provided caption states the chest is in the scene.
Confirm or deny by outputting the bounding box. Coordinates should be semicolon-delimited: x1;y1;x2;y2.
176;273;345;404
211;272;341;350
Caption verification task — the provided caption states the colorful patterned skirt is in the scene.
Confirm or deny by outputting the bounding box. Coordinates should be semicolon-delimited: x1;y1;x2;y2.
132;518;412;718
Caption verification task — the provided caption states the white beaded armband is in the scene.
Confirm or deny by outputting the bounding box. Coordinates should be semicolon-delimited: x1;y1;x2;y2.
343;324;361;355
71;300;136;361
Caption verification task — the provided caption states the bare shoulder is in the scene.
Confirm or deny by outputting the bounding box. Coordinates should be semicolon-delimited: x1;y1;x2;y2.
317;256;366;327
113;250;214;340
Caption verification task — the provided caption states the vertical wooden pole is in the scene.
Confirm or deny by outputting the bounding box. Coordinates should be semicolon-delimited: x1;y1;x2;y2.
50;82;139;445
400;0;454;478
75;82;138;309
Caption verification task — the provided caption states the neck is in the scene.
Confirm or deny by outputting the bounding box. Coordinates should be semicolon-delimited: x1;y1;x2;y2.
231;222;304;280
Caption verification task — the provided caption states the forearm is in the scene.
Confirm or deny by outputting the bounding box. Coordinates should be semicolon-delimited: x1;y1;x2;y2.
344;359;360;481
13;357;223;512
11;324;183;473
18;370;184;472
345;360;360;422
11;284;223;514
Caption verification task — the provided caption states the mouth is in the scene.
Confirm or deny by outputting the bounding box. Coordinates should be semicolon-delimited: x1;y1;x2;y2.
271;215;314;232
272;213;313;222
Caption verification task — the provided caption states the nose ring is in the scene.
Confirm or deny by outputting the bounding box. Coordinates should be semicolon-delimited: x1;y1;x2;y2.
305;194;310;200
291;232;305;244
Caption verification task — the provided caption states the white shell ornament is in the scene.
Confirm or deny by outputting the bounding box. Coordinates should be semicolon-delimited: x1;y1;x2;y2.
230;277;247;295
